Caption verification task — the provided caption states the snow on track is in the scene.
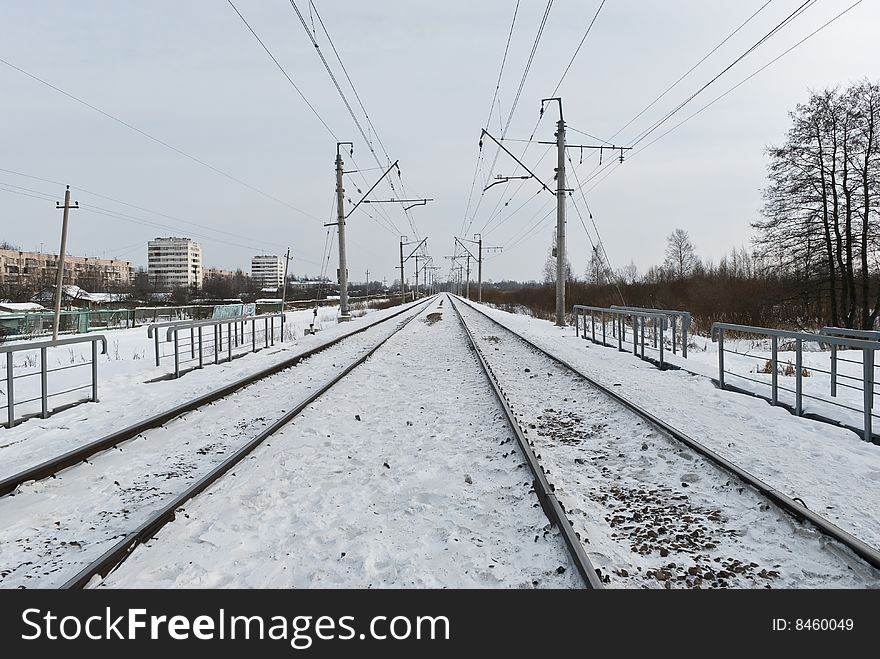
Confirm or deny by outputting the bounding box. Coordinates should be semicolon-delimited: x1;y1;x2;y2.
0;302;428;588
470;301;880;553
98;297;579;588
454;299;880;589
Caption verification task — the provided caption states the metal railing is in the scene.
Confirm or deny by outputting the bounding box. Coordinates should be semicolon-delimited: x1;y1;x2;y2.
1;334;107;428
711;323;880;442
573;305;669;369
610;305;691;357
147;313;285;378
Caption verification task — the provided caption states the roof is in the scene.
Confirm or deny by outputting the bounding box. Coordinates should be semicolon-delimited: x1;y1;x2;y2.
0;302;45;313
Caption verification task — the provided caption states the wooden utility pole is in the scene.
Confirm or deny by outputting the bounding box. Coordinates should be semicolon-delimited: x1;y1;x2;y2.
280;247;291;311
52;186;78;341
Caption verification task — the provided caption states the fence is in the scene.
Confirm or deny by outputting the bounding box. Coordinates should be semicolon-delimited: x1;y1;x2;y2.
1;334;107;428
147;313;286;378
573;305;670;369
610;305;691;357
711;323;880;443
0;305;218;341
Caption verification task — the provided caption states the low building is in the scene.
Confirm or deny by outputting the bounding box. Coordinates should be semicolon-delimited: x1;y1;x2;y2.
0;249;133;290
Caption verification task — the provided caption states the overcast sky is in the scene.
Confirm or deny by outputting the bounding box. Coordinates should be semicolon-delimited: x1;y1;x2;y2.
1;0;877;285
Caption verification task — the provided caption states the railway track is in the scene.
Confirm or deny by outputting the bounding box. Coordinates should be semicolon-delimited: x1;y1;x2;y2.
84;294;582;589
0;298;434;588
451;295;880;588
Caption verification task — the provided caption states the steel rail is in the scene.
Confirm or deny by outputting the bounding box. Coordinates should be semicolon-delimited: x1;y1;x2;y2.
0;298;434;498
62;299;434;589
455;296;880;573
449;296;603;589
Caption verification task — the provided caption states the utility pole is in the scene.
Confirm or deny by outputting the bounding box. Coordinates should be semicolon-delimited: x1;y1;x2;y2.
52;185;78;341
399;236;406;304
539;98;568;327
280;247;291;311
335;142;353;321
400;236;427;303
365;269;370;296
465;254;471;300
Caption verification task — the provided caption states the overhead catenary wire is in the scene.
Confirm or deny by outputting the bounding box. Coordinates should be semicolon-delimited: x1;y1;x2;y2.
0;55;318;221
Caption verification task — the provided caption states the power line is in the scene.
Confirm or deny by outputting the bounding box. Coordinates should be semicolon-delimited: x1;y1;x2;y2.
0;166;284;254
607;0;775;143
547;0;607;98
226;0;337;139
0;55;319;220
628;0;818;148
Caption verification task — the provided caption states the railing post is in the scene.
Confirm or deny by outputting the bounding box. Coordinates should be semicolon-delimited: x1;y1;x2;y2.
190;327;195;359
863;348;874;442
280;315;285;343
265;317;269;348
173;331;180;378
718;328;725;390
40;347;49;418
214;325;219;364
658;316;664;369
5;352;13;428
252;319;256;352
682;316;689;359
830;344;838;397
575;309;580;338
640;317;645;360
672;316;677;355
617;313;623;352
91;340;99;402
601;311;606;346
228;321;233;361
270;316;275;346
771;335;778;406
154;329;160;367
632;315;637;356
653;317;658;349
591;310;595;343
198;326;204;369
795;338;803;416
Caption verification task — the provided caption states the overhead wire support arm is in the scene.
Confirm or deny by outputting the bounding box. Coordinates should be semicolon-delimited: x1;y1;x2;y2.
480;129;555;195
363;198;434;212
483;175;531;191
345;160;400;218
538;141;633;163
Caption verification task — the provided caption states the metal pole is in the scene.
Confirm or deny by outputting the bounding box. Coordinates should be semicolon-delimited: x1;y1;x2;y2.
863;348;873;442
173;331;180;378
6;352;13;428
400;237;406;304
465;254;471;300
795;338;803;416
336;149;351;321
198;326;204;369
555;113;566;326
52;186;77;341
40;347;48;418
477;234;483;302
718;329;725;389
771;335;778;405
831;344;838;397
91;340;99;401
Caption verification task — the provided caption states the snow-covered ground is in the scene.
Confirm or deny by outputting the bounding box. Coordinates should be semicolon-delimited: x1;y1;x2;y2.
572;313;876;437
99;296;578;588
470;299;880;553
0;300;430;588
0;300;416;482
457;299;878;588
1;302;385;426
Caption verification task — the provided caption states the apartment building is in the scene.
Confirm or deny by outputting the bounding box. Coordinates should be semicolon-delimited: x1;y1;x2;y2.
147;237;203;290
251;254;283;289
0;249;133;290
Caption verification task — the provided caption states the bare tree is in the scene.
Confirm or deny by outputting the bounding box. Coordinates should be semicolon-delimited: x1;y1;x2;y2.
542;231;573;283
664;229;698;279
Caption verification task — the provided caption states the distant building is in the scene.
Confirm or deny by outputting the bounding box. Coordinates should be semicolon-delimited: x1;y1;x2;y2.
0;249;133;290
251;255;283;289
147;237;202;290
202;267;239;284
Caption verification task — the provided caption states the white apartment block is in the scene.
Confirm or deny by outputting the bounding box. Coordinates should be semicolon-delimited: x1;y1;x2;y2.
147;237;202;290
251;254;283;289
0;249;133;290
